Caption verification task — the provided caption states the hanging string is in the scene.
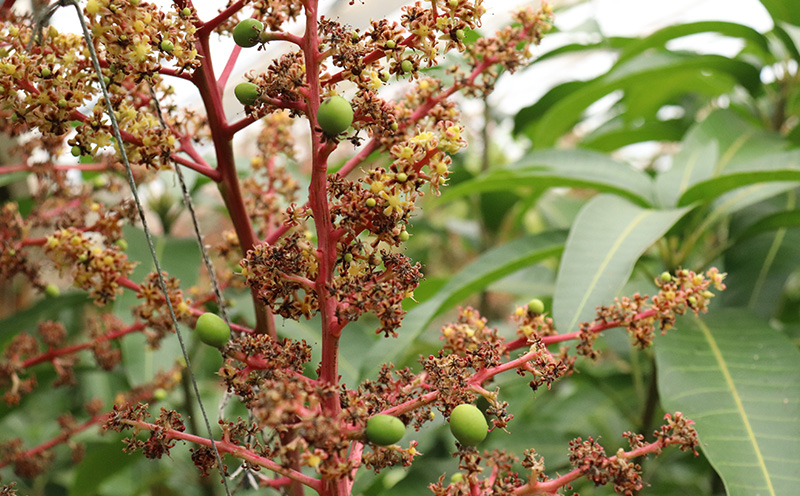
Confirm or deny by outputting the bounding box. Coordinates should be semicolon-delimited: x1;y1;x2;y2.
147;85;262;489
30;2;233;494
146;84;231;325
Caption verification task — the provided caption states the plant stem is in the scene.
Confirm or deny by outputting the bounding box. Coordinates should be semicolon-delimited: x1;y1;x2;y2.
192;33;274;337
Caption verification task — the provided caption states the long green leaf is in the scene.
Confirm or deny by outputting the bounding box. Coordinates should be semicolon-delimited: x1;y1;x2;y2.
553;195;690;333
679;170;800;206
0;171;26;188
513;80;589;136
722;226;800;318
527;37;635;66
528;54;761;148
581;118;690;152
359;231;566;379
736;209;800;240
439;149;655;207
655;109;789;210
760;0;800;26
616;21;770;65
656;309;800;496
657;141;719;208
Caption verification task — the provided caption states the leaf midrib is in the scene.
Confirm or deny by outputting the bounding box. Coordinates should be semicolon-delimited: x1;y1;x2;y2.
566;210;650;332
695;317;776;496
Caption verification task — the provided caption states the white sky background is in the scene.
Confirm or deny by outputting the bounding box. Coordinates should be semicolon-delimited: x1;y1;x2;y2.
40;0;775;161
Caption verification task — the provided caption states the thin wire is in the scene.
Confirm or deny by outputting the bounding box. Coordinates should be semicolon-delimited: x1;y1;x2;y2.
146;84;230;325
38;2;233;493
148;83;264;487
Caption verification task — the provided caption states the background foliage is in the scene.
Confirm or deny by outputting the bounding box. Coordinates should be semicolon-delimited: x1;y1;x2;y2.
1;0;799;495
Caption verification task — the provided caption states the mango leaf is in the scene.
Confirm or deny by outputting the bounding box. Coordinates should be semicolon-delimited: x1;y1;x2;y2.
439;149;655;207
722;227;800;318
655;109;790;210
735;209;800;240
616;21;770;66
655;309;800;496
677;150;800;206
553;195;690;334
657;141;719;208
359;231;566;379
0;171;26;187
526;53;761;149
513;80;590;136
527;37;634;66
70;439;138;496
0;293;90;347
771;24;800;60
760;0;800;26
581;118;690;152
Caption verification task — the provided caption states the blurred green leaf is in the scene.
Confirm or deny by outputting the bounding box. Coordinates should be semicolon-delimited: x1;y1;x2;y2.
657;141;719;208
656;309;800;496
70;440;137;496
616;21;770;65
553;195;690;333
528;37;634;65
440;149;655;207
722;226;800;317
735;208;800;240
114;226;202;384
524;53;761;148
677;150;800;206
0;293;90;347
513;80;589;136
0;171;26;187
581;118;690;151
759;0;800;26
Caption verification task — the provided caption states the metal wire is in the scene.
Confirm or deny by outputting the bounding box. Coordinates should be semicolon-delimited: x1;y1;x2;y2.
32;2;233;493
146;84;231;325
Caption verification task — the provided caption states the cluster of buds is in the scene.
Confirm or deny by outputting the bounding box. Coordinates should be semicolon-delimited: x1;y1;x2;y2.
574;268;727;357
44;227;136;305
133;271;193;346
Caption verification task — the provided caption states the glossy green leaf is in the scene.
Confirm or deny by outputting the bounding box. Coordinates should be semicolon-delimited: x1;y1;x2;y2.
360;231;566;379
440;149;655;207
771;24;800;60
736;209;800;240
656;309;800;496
657;141;719;208
679;170;800;206
616;21;770;65
760;0;800;26
656;109;790;209
722;226;800;318
527;37;635;65
553;195;690;333
513;80;589;136
581;118;690;151
527;53;761;149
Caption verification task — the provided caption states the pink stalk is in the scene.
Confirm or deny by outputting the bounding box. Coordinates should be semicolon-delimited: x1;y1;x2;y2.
21;322;146;369
191;31;275;337
122;418;323;492
217;44;243;94
514;435;682;495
